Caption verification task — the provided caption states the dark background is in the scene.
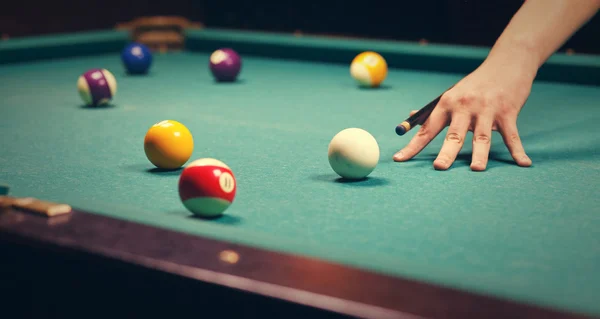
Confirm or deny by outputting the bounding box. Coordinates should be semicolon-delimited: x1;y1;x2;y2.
1;0;599;54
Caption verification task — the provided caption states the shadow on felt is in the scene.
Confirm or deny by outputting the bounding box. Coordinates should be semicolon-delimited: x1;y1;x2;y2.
123;71;153;77
167;210;243;225
310;174;391;187
122;164;183;176
403;145;596;170
391;131;522;171
356;83;392;91
212;78;246;85
401;116;600;169
397;152;513;171
78;103;116;109
146;167;183;175
339;82;392;90
187;213;243;225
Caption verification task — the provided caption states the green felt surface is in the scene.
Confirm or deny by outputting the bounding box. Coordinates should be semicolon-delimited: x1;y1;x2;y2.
1;46;600;316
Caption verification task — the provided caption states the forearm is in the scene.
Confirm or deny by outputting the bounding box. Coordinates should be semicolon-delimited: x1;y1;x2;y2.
488;0;600;69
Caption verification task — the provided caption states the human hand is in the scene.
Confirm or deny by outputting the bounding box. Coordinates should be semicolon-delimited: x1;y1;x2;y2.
392;57;537;171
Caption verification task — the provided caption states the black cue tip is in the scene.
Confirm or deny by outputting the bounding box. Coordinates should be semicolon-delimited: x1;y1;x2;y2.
395;122;410;136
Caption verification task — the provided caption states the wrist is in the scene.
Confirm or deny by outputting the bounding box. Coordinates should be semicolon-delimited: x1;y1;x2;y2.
483;37;540;81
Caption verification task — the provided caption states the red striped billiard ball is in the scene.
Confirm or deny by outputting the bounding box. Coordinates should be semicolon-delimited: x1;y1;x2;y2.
178;158;236;218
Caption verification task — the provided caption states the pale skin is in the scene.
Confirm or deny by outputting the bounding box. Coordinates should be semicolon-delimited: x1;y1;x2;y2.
393;0;600;171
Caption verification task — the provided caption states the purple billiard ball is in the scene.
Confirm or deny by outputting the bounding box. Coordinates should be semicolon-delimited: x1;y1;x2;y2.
77;68;117;107
209;48;242;82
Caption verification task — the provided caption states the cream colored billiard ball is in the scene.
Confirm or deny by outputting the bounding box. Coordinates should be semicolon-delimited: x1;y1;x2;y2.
327;128;380;179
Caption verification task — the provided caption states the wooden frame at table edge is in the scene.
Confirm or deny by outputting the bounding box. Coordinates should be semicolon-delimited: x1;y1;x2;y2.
0;206;594;319
0;28;598;318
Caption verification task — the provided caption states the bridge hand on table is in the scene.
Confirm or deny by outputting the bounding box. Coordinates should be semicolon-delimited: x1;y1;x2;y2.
392;59;536;172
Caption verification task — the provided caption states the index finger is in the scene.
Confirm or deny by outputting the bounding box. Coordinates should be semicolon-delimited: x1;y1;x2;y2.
393;107;449;162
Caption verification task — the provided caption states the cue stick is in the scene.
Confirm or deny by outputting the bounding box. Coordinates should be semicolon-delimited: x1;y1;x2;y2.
395;85;454;136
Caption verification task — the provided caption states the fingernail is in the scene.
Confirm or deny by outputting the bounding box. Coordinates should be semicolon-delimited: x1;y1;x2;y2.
473;161;482;167
521;156;530;162
393;151;404;160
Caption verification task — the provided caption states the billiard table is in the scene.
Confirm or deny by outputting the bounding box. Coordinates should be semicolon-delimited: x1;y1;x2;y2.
1;27;599;319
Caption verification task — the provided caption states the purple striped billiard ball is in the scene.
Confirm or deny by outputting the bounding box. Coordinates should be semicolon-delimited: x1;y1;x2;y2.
77;68;117;107
209;48;242;82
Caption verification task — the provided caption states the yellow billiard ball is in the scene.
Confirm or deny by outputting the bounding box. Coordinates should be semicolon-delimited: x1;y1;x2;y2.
144;120;194;169
350;51;388;88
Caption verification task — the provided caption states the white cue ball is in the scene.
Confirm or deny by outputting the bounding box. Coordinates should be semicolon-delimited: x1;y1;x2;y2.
327;128;380;179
